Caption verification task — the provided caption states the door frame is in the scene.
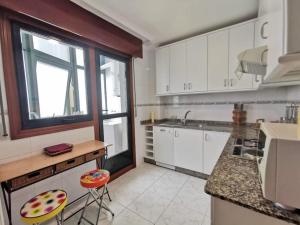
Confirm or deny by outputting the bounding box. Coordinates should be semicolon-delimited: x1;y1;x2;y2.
95;48;136;179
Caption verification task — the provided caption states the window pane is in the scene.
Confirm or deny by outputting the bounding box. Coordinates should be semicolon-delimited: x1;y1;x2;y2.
103;117;128;158
77;69;88;114
75;48;84;66
31;34;70;62
18;27;90;124
100;56;127;115
35;62;68;119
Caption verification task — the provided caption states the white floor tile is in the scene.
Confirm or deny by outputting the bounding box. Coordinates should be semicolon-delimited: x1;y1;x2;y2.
21;163;211;225
156;200;205;225
201;216;211;225
128;188;171;223
103;208;153;225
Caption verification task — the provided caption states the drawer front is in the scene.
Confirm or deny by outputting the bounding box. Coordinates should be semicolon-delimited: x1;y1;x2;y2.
55;156;85;173
85;149;103;162
11;167;53;190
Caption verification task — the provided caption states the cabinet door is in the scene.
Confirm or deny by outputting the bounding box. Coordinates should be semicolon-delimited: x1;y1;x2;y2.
154;126;174;166
253;16;269;88
203;131;230;175
156;47;170;95
208;30;229;91
174;128;204;173
229;22;255;90
186;36;208;92
170;42;186;93
255;16;269;48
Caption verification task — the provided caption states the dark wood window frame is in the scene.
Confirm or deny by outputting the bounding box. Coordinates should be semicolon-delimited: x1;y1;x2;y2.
11;22;93;129
0;11;103;139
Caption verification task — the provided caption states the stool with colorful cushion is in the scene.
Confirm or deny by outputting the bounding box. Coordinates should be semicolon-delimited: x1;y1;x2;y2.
78;169;114;225
20;190;67;225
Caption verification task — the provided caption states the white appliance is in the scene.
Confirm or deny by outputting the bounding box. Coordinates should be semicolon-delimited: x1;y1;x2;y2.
238;0;300;85
153;126;174;168
258;122;300;209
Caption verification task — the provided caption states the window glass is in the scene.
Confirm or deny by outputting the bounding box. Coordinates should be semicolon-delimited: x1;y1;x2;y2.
103;117;128;158
32;35;70;62
77;69;87;114
17;28;90;124
75;48;84;66
100;56;127;115
36;62;68;118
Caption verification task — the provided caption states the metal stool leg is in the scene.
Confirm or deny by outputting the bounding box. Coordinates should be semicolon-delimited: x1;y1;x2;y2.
78;185;114;225
56;209;64;225
106;187;112;202
78;192;91;225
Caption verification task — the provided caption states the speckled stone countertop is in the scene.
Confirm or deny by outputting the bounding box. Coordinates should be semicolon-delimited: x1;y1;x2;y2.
205;126;300;224
141;119;300;224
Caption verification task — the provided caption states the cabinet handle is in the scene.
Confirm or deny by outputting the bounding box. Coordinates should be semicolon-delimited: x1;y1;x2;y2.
230;79;233;87
260;21;268;40
160;129;166;132
205;133;208;141
189;83;192;90
184;83;186;90
224;79;227;87
174;130;179;137
255;75;260;83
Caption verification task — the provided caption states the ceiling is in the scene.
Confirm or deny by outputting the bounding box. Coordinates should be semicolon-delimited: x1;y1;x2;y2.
71;0;259;45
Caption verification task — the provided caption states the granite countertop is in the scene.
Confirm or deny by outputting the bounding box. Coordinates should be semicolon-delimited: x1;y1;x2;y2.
205;126;300;224
141;119;300;224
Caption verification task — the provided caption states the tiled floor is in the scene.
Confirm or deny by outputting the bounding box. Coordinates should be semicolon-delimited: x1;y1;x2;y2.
52;163;211;225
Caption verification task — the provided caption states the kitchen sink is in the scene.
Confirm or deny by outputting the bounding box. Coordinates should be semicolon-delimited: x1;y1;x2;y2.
159;122;203;128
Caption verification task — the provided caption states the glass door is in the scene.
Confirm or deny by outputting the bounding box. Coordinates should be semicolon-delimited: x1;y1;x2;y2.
96;51;133;174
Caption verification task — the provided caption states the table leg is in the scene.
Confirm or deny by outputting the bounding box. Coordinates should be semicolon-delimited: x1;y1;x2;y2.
1;183;12;225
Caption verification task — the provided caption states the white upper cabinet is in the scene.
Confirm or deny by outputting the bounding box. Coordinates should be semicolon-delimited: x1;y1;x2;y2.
228;22;255;90
253;16;269;88
169;42;186;93
155;18;271;96
208;30;229;91
156;47;170;95
186;35;208;92
255;16;269;48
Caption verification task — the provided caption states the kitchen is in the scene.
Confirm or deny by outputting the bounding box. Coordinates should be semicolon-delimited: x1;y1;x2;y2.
0;0;300;225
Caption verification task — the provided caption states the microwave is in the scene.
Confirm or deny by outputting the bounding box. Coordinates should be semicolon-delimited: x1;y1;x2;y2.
258;122;300;210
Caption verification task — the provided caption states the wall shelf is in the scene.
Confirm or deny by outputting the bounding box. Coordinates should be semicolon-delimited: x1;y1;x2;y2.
144;125;155;160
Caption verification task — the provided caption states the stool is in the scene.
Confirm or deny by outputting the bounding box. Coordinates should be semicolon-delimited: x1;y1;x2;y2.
20;190;67;225
78;169;114;225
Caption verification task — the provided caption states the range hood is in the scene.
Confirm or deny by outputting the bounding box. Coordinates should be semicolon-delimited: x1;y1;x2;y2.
237;0;300;86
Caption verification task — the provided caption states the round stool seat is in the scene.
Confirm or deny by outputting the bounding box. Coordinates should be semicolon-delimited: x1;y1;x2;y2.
20;190;67;224
80;169;110;189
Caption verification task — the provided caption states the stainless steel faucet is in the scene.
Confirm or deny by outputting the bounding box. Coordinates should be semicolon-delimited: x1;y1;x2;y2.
182;110;191;125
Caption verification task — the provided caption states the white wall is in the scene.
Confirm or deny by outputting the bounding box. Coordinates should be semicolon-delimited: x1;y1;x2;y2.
134;44;161;166
160;87;289;122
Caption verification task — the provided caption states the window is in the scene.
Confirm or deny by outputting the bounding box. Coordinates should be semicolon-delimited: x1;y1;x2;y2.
12;23;92;129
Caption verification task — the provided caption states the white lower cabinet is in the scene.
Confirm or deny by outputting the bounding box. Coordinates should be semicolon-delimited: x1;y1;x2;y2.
154;126;230;174
174;128;204;173
203;131;230;174
153;126;174;166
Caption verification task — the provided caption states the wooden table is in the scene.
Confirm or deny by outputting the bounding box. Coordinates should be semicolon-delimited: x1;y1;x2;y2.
0;140;110;225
